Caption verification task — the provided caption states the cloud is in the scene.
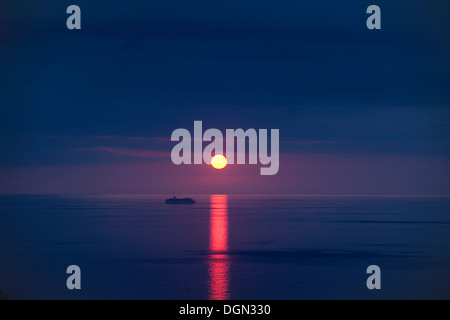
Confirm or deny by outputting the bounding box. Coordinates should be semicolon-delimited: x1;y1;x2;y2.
1;153;449;195
282;140;342;146
88;146;169;159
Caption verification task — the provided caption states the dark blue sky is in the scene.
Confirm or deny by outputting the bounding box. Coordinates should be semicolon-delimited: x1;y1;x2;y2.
0;0;449;194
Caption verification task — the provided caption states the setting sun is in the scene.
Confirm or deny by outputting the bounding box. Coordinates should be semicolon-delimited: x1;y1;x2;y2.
211;155;227;169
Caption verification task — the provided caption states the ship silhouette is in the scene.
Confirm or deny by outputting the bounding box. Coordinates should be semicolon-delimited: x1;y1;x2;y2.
165;196;196;204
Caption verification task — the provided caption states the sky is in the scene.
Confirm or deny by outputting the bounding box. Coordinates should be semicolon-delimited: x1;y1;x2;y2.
0;0;449;194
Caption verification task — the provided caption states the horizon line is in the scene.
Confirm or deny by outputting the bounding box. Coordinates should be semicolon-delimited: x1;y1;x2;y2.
0;193;449;198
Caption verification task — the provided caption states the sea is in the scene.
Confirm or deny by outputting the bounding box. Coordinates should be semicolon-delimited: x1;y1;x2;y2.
0;194;449;300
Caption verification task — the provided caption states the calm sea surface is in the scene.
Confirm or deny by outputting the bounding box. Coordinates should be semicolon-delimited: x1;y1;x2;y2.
0;194;449;299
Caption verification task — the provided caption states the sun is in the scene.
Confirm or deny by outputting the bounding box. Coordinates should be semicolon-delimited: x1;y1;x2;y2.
211;155;227;169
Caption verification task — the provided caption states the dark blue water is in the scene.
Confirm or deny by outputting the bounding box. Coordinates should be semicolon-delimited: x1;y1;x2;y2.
0;194;449;299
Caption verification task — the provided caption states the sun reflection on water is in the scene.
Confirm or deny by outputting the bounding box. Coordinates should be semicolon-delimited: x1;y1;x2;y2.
208;194;230;300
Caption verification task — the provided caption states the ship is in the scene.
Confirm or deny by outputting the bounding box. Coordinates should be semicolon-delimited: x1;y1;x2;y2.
165;196;196;204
